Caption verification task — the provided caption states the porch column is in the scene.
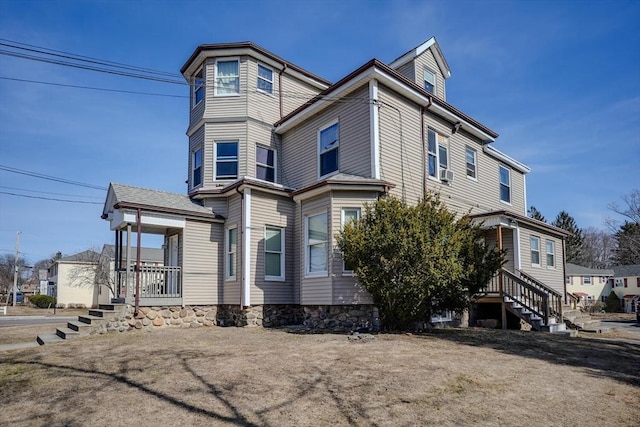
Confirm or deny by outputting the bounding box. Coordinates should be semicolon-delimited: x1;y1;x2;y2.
498;225;507;330
126;223;132;304
241;188;252;307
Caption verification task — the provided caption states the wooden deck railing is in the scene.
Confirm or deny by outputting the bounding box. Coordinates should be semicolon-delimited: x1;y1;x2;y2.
487;268;563;326
116;265;181;299
565;292;579;310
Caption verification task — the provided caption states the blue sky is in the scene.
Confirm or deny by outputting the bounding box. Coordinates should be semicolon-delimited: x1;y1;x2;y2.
0;0;638;264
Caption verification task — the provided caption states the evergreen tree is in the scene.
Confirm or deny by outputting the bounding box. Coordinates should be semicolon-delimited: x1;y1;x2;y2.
552;211;584;264
528;206;546;222
337;193;504;330
612;221;640;265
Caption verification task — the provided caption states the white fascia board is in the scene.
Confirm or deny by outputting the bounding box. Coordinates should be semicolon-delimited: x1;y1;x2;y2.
110;209;186;231
388;37;436;69
276;67;377;134
292;183;386;203
427;103;495;142
483;145;531;174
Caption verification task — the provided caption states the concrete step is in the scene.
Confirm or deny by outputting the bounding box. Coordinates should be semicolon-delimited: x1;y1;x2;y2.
67;320;93;333
78;314;106;325
56;327;80;340
541;323;567;333
99;303;126;311
88;309;112;318
36;333;65;345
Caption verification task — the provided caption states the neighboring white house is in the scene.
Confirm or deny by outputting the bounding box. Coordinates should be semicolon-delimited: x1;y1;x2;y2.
565;263;614;308
48;250;100;308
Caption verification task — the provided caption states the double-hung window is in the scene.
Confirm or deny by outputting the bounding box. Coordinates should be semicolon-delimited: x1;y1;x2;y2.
265;226;284;280
424;69;436;93
226;227;237;280
193;67;204;106
192;148;203;188
546;240;555;268
341;208;360;273
427;128;449;180
319;122;339;177
215;60;239;96
306;212;328;275
466;147;477;179
215;142;238;180
530;236;540;266
583;276;592;285
499;165;511;203
257;64;273;94
256;146;275;182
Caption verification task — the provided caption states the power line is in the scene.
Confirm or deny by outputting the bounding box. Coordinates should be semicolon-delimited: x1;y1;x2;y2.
0;39;183;78
0;76;188;98
0;191;103;205
0;185;103;199
0;165;106;190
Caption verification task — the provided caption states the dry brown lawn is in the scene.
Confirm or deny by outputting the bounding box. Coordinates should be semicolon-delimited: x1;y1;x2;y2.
1;327;639;427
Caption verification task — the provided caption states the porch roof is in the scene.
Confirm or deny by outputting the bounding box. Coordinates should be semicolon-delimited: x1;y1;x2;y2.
470;210;571;238
102;183;220;221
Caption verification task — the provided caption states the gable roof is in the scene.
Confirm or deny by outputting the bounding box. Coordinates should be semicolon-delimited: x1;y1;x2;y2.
566;263;614;276
611;264;640;277
274;58;498;142
102;183;218;220
388;36;451;79
58;250;100;263
470;210;571;238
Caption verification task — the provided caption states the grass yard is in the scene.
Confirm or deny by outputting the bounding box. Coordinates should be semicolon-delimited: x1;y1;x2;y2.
1;327;639;426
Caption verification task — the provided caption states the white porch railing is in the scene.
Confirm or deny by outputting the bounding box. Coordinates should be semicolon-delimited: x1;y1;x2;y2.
117;265;181;301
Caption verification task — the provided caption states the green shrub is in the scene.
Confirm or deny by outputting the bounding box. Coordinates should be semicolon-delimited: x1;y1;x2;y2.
604;291;621;313
28;294;57;308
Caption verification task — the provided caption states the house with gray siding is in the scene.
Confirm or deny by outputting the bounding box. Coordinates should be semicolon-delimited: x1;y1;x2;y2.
102;37;569;330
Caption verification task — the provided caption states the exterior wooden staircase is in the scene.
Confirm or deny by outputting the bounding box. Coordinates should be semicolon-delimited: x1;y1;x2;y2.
36;304;124;345
483;268;571;335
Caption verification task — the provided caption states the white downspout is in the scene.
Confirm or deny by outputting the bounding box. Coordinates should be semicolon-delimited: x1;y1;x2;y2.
241;188;252;307
369;79;380;179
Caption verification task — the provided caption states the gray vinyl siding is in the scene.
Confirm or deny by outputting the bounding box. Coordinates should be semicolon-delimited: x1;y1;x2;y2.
378;85;424;204
204;122;248;184
203;57;249;120
394;61;415;82
413;48;446;100
518;225;565;295
280;85;371;190
182;220;223;305
378;84;526;216
250;191;295;304
484;228;515;272
223;193;242;304
188;126;205;191
299;193;332;305
281;74;324;118
204;198;229;218
330;191;376;305
247;121;278;182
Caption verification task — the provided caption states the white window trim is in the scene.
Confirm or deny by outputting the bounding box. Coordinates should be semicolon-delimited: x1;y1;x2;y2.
225;226;237;281
424;68;436;94
305;211;329;278
341;208;361;276
192;147;203;189
583;276;592;285
256;145;276;183
257;63;274;95
192;66;204;107
545;240;555;269
426;128;450;183
214;58;240;97
264;226;285;281
214;141;239;180
465;146;478;181
530;236;541;267
318;120;339;179
431;310;453;323
499;165;512;205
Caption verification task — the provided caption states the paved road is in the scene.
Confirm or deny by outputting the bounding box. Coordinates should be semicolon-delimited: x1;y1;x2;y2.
600;319;640;340
0;316;76;327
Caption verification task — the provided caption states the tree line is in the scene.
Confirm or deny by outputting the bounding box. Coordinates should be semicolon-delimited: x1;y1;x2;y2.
528;189;640;267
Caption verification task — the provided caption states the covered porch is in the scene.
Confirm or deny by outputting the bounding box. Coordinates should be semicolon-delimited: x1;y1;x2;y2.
102;183;223;309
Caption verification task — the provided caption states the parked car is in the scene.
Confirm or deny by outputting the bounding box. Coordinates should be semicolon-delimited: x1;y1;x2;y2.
8;292;23;304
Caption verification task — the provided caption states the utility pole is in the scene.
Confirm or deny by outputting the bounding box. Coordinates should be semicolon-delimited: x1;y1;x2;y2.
12;231;21;307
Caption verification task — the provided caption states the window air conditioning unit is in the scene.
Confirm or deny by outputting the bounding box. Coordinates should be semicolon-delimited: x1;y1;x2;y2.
439;169;454;183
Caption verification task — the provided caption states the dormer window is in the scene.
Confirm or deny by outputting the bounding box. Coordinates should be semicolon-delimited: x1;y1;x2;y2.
215;60;239;96
424;69;436;94
192;67;204;106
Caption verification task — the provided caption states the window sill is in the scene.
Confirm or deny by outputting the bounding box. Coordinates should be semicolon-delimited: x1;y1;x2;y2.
531;264;541;268
304;272;328;279
225;277;237;282
214;93;241;98
500;200;512;206
265;277;285;282
256;89;275;97
466;176;478;182
342;272;355;277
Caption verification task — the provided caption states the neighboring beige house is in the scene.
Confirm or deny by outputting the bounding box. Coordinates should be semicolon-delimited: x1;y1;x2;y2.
48;250;100;308
102;37;570;330
610;265;640;313
565;263;614;308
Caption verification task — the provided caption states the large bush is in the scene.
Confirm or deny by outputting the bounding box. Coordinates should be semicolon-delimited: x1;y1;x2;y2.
337;193;504;330
28;294;57;308
604;291;622;313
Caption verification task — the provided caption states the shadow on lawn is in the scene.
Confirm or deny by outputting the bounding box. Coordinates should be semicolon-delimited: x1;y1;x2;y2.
422;329;640;387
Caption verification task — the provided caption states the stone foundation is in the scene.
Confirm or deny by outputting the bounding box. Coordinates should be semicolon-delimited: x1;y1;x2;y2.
302;305;379;332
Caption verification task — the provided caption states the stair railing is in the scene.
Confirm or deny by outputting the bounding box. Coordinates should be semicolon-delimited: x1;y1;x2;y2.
516;270;563;323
